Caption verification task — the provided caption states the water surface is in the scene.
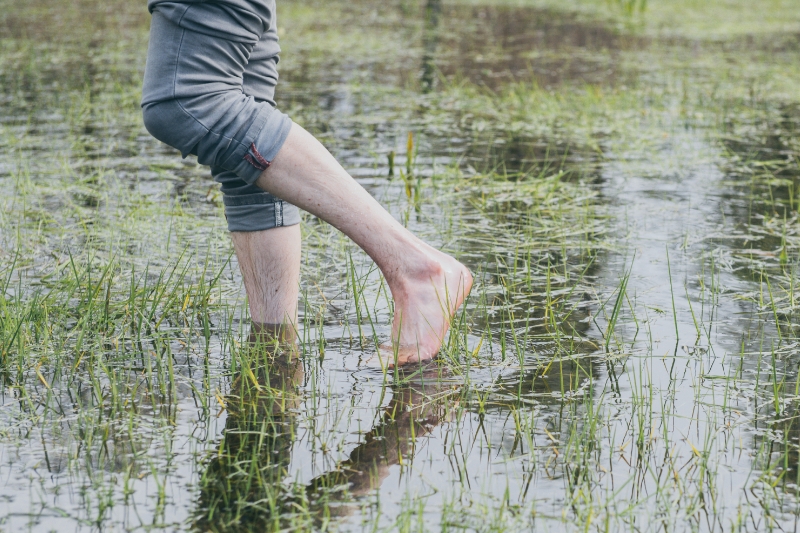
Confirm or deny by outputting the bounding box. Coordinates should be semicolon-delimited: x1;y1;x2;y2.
0;0;799;531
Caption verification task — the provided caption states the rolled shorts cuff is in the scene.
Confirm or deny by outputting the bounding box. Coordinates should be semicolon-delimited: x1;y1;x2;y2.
223;192;301;232
226;108;293;186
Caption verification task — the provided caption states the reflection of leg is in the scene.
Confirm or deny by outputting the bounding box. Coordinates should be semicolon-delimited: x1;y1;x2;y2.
338;386;446;495
309;364;455;502
194;325;303;530
231;225;301;326
256;124;474;364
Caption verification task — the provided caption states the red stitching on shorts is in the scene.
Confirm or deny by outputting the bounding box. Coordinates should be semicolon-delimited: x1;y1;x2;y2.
244;153;266;171
244;143;271;171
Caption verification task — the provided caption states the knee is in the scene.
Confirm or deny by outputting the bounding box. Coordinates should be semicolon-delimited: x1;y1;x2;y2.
142;101;174;149
142;100;204;157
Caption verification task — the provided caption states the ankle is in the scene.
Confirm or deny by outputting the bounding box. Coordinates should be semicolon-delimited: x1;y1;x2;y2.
393;254;444;292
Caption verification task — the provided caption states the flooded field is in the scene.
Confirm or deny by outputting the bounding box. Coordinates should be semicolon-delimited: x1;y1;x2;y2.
1;0;800;531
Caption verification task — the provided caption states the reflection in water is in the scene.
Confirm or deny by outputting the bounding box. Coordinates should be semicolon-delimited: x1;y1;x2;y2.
716;103;800;493
420;0;442;92
425;4;636;89
765;405;800;492
307;362;455;507
194;324;303;532
719;102;800;238
194;325;457;531
493;353;597;404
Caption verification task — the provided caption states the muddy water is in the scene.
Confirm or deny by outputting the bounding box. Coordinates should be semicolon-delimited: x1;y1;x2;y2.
1;0;800;531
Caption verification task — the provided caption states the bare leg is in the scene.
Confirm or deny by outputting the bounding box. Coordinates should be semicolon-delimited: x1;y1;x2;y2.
256;123;473;365
230;225;301;326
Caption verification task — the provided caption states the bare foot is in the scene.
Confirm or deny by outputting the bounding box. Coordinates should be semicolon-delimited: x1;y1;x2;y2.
374;247;473;368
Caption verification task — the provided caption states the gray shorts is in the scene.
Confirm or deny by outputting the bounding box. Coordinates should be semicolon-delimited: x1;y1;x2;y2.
141;0;300;232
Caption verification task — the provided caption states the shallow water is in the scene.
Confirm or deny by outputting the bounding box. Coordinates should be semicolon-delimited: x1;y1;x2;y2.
1;0;800;531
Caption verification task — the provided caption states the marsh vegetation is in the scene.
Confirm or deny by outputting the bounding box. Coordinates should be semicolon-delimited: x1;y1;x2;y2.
1;0;800;531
